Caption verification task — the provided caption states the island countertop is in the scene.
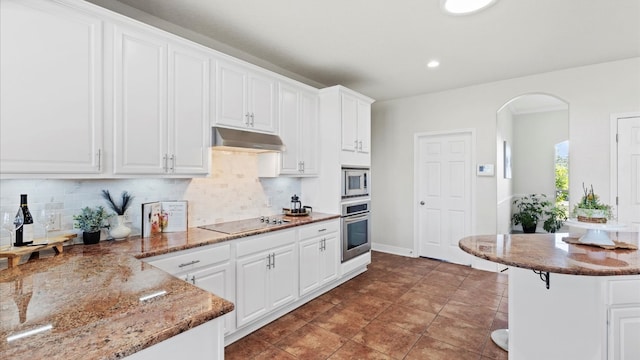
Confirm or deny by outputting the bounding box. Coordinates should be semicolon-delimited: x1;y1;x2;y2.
0;212;339;359
459;232;640;276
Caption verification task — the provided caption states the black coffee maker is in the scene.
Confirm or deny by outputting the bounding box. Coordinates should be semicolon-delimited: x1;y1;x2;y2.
290;194;302;214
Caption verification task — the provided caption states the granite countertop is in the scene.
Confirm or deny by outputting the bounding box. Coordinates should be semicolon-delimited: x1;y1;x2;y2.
0;212;339;359
459;232;640;276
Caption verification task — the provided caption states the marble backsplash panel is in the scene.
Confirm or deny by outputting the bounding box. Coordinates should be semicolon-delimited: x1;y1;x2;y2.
0;150;300;238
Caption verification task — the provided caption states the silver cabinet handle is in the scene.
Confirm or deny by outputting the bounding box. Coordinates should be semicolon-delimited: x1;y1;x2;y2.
354;140;358;149
169;154;175;173
178;260;200;268
250;113;255;126
359;141;363;151
245;113;251;126
420;201;425;205
271;253;275;268
318;228;327;232
97;149;102;171
266;254;272;269
300;161;305;172
190;275;196;284
163;154;169;172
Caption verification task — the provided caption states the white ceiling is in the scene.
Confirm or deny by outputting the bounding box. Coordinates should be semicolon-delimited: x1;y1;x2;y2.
97;0;640;101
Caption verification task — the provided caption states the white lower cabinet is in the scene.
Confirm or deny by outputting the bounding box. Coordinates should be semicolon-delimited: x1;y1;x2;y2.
143;243;235;334
235;230;297;328
608;279;640;360
299;220;340;296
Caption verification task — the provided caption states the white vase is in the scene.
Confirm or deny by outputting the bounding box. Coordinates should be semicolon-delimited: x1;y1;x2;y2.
110;215;131;239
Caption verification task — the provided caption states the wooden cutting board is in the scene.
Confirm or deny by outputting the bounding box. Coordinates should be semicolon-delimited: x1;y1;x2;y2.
0;233;77;268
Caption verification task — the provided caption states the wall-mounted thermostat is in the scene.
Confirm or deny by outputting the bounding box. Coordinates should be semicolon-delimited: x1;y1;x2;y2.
477;164;495;176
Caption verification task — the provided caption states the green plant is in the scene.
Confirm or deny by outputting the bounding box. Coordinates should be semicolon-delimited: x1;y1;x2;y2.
512;194;552;232
101;190;134;215
571;183;613;219
73;206;112;232
543;205;568;233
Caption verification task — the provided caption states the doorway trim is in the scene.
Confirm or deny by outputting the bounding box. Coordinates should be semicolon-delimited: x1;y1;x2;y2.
412;128;477;258
610;111;640;221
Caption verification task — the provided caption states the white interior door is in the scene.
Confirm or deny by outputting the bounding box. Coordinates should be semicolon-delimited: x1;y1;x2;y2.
617;115;640;229
416;131;473;265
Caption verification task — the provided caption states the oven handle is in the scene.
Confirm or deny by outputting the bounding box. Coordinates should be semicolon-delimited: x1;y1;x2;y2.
343;213;369;223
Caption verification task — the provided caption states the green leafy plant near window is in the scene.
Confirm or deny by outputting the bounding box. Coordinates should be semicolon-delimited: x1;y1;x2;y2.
512;194;567;233
555;162;569;202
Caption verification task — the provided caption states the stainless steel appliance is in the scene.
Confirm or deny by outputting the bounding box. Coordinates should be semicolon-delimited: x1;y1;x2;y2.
341;200;371;262
342;167;370;198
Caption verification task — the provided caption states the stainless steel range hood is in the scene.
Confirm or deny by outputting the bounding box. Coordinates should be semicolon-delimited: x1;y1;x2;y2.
211;127;285;152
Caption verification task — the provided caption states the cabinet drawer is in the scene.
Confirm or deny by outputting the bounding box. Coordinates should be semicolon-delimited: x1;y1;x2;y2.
236;230;295;257
146;244;231;275
609;278;640;305
298;220;339;240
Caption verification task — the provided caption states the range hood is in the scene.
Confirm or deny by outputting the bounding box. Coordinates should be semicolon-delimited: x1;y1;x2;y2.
211;127;285;152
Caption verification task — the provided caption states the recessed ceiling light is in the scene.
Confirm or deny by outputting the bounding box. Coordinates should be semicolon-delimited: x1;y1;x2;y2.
441;0;498;15
427;60;440;69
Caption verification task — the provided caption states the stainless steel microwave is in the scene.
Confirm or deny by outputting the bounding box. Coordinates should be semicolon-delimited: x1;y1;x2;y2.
342;167;369;198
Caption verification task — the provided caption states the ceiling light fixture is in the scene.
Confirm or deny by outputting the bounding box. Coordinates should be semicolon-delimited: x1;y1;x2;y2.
427;60;440;69
441;0;498;15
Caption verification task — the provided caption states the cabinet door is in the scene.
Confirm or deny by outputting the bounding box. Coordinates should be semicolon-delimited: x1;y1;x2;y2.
0;0;103;174
248;72;277;133
356;100;371;154
216;61;247;128
236;252;269;327
320;233;340;284
189;262;235;335
299;90;319;175
168;43;210;174
609;306;640;360
299;237;321;296
269;243;297;309
278;84;301;174
340;94;358;152
113;25;167;174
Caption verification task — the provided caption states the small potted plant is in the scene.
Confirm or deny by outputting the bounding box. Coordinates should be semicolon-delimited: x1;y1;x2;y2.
543;205;568;233
572;183;613;223
512;194;552;233
73;206;111;244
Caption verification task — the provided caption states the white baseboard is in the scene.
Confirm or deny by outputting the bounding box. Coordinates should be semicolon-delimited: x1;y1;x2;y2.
371;242;417;258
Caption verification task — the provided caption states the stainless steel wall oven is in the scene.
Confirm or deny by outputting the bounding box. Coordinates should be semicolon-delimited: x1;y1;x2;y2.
341;200;371;262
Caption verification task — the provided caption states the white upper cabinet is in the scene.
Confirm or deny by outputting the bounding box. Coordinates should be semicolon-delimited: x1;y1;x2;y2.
112;24;210;175
0;0;103;175
216;60;277;134
263;83;318;176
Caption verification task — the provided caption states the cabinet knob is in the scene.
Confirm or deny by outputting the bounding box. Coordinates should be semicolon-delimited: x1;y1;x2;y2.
420;201;425;205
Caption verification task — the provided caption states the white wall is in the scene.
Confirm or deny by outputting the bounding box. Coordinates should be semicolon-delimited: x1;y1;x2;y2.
371;58;640;254
496;108;514;234
513;110;568;197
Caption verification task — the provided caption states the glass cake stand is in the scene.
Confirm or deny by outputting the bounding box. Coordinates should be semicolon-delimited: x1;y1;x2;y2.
565;219;629;246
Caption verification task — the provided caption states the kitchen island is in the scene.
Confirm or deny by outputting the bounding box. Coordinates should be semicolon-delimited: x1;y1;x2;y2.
459;233;640;360
0;213;340;359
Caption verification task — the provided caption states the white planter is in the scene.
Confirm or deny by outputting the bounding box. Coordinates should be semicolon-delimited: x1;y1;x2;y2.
109;215;131;239
575;208;608;223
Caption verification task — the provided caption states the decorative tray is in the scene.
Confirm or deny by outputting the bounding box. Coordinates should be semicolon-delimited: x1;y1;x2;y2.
562;236;638;250
282;206;312;217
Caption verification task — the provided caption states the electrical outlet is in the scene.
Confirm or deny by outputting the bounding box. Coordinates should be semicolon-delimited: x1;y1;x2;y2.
123;210;131;223
49;213;62;231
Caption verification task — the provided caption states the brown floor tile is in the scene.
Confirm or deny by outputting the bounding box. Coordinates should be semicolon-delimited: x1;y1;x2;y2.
450;287;502;310
254;345;298;360
292;297;335;322
352;319;421;359
405;335;482;360
438;300;497;329
357;280;412;301
318;284;359;305
425;315;490;353
482;336;508;360
490;310;508;331
459;277;508;296
397;288;449;314
377;270;424;286
311;305;371;338
376;304;436;334
434;262;473;276
412;280;459;298
334;293;392;321
422;269;467;287
276;324;348;360
254;313;308;344
224;333;272;360
328;340;393;360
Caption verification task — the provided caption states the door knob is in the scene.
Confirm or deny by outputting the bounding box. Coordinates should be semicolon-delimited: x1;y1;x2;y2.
420;201;425;205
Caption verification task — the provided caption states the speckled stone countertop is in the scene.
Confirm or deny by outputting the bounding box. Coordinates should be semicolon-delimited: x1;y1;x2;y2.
0;212;339;359
459;232;640;276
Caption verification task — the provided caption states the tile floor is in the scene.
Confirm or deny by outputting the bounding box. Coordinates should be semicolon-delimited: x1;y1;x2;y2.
225;251;509;360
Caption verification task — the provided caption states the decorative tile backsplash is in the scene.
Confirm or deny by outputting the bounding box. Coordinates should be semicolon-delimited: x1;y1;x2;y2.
0;150;300;238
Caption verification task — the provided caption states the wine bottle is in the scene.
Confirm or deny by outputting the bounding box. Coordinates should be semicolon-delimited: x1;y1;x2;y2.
15;194;34;246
